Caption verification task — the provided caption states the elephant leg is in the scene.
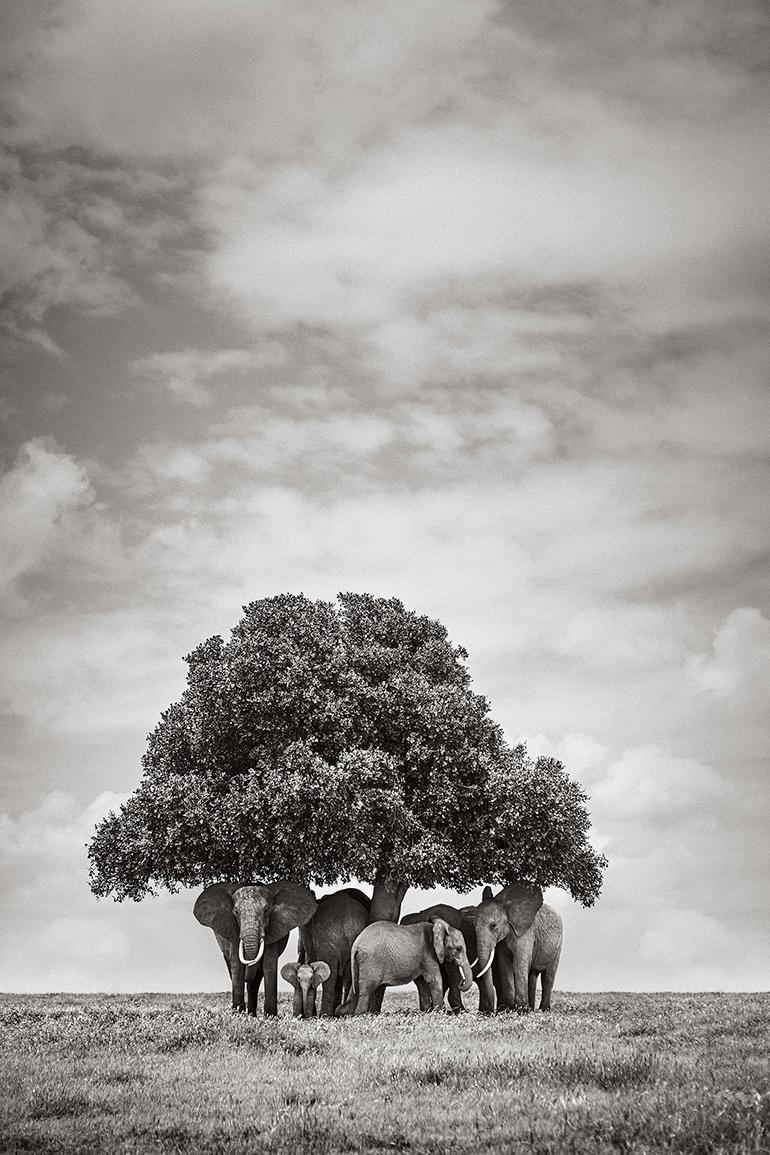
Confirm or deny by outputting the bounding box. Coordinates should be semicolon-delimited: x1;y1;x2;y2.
262;935;288;1018
245;961;263;1017
512;942;531;1011
423;964;444;1011
492;940;517;1012
528;970;538;1011
354;981;378;1015
444;963;465;1013
477;970;496;1015
415;977;433;1011
368;984;386;1013
540;971;555;1012
230;959;246;1013
340;960;352;1006
320;970;339;1018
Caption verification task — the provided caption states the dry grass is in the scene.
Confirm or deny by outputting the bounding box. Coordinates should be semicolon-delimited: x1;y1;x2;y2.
1;991;768;1153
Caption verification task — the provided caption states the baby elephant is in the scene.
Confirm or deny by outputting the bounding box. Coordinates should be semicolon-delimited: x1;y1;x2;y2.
281;960;331;1018
336;917;473;1016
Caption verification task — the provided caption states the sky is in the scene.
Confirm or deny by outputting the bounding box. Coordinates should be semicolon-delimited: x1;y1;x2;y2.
1;0;768;995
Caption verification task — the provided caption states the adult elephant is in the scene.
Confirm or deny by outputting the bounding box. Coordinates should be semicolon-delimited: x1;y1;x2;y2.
472;882;553;1012
194;880;316;1017
292;887;370;1016
400;903;494;1015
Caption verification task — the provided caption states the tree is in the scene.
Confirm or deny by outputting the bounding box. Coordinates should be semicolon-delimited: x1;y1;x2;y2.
89;592;606;920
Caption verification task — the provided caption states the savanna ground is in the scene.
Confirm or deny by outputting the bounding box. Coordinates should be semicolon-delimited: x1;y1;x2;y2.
1;991;768;1154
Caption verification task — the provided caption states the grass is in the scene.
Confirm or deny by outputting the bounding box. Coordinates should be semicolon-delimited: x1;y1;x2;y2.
1;991;768;1153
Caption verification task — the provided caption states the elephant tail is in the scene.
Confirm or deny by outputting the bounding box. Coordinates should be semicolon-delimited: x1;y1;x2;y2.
349;946;359;998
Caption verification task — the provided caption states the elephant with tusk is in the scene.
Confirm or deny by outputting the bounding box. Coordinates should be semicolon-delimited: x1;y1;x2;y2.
335;916;474;1016
471;882;562;1012
194;880;317;1016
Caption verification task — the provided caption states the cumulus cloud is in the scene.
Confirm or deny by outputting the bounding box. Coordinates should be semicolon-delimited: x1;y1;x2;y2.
524;733;767;989
590;746;724;827
0;439;121;613
689;608;770;708
0;790;221;992
0;609;184;738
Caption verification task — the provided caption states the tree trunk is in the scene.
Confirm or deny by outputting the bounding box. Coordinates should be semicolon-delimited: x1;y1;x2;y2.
369;872;408;923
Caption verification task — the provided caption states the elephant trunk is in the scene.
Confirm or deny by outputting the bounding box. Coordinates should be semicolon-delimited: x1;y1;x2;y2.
297;974;316;1019
458;957;474;992
476;944;496;979
239;935;264;967
292;986;304;1018
304;984;317;1019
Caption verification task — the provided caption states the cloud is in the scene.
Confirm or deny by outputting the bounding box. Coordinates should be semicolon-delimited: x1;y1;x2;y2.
2;1;494;160
0;608;184;738
0;150;161;342
3;1;768;342
132;348;285;407
0;789;123;860
689;608;770;707
0;790;220;992
590;746;724;827
206;111;769;331
525;733;768;990
0;438;121;613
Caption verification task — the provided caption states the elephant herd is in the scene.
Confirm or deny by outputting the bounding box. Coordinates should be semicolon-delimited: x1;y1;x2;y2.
193;880;563;1019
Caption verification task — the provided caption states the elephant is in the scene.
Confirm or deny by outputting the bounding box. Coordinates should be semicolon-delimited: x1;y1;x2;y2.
193;880;317;1016
400;903;494;1014
280;960;331;1018
296;887;370;1016
335;917;474;1016
519;902;563;1011
472;882;561;1011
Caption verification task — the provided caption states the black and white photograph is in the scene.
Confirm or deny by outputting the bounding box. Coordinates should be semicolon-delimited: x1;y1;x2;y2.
1;2;768;1151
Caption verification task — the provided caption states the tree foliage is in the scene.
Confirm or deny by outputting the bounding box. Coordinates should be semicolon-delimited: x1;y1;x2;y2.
88;593;606;905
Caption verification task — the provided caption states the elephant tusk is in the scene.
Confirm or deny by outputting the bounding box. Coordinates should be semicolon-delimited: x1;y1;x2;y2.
470;958;478;968
476;946;495;978
239;939;264;966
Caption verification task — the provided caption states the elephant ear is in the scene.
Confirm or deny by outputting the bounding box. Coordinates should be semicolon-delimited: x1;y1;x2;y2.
193;883;239;943
500;882;543;937
280;962;300;988
482;885;494;901
432;918;448;964
311;961;331;987
264;881;317;943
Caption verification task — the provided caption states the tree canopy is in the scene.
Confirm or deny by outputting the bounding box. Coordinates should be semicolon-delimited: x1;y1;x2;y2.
88;592;606;914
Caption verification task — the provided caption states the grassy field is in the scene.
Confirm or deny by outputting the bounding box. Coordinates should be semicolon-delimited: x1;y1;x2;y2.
1;990;768;1154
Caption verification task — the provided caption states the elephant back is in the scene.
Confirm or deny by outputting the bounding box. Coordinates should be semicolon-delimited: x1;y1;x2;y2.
401;903;466;935
301;887;369;963
319;887;371;914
